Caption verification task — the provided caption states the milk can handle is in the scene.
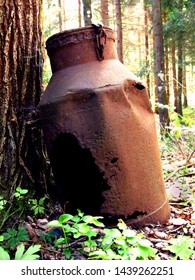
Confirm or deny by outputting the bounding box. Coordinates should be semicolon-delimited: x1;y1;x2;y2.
92;24;107;61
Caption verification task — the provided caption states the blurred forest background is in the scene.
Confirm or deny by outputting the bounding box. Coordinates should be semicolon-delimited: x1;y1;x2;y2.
42;0;195;127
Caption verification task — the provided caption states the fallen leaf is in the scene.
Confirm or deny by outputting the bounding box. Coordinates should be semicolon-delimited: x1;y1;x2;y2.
169;218;187;226
37;218;49;230
190;212;195;225
154;230;169;240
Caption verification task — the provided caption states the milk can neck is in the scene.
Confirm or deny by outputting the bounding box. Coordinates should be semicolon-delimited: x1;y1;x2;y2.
46;26;117;73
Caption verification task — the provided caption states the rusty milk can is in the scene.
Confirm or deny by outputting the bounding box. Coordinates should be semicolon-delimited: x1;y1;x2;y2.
38;25;170;225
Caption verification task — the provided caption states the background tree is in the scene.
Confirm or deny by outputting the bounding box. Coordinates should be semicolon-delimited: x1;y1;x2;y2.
101;0;109;26
151;0;169;127
83;0;92;26
116;0;123;62
0;0;49;197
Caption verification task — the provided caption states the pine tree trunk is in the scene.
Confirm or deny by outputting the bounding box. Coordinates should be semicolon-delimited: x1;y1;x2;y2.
58;0;63;31
183;62;187;108
101;0;109;26
176;38;183;116
83;0;92;26
151;0;169;127
171;41;178;109
78;0;82;27
0;0;49;197
115;0;123;62
144;1;150;97
62;0;66;30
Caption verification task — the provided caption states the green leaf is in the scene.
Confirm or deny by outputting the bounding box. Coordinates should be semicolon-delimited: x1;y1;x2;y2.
47;220;62;228
104;228;121;238
136;244;157;260
15;244;25;260
15;244;41;260
55;237;66;246
82;215;104;227
0;247;10;260
77;223;90;234
0;236;4;242
165;235;195;260
59;214;73;224
39;197;45;205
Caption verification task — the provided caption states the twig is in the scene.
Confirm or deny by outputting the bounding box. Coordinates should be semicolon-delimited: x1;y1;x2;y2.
186;149;195;164
165;163;193;182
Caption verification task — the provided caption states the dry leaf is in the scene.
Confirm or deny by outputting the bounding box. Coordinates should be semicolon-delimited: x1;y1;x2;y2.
169;217;187;226
154;230;169;240
190;212;195;225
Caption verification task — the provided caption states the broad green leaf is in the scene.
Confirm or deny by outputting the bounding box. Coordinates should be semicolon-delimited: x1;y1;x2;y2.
165;236;195;260
0;236;4;242
39;197;45;205
104;228;121;238
16;244;41;260
15;244;25;260
59;214;73;224
0;247;10;260
136;244;157;260
47;220;62;227
82;215;104;227
55;237;66;246
77;223;90;234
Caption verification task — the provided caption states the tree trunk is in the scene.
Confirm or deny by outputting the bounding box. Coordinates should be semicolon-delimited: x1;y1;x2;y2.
115;0;123;63
163;12;170;105
144;1;150;97
101;0;109;26
183;62;187;108
171;41;178;109
83;0;92;26
58;0;63;32
0;0;49;197
78;0;82;27
174;0;184;116
62;0;66;30
151;0;169;127
176;38;183;116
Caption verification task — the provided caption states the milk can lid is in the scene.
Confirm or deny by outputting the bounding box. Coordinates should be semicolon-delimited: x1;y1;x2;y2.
46;25;115;56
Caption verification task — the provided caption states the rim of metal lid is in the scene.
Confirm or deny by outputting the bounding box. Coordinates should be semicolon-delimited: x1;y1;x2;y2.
46;26;115;54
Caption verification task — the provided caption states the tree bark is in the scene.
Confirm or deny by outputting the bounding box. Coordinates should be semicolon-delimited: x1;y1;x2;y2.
144;1;150;97
101;0;109;26
176;38;183;116
171;41;178;109
58;0;63;31
175;0;183;116
183;62;187;108
78;0;82;27
115;0;123;63
83;0;92;26
151;0;169;127
0;0;49;197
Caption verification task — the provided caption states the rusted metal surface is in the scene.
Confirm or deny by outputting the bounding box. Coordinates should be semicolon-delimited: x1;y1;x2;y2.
38;26;170;225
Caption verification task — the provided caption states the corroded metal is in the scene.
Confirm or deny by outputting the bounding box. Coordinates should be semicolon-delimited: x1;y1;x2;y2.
38;26;170;225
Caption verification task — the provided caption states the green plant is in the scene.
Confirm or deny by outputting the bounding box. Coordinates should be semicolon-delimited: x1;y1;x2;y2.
14;186;28;199
47;209;104;259
89;220;157;260
0;186;29;230
28;197;46;216
0;244;41;260
0;196;7;211
2;225;29;248
164;235;195;260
